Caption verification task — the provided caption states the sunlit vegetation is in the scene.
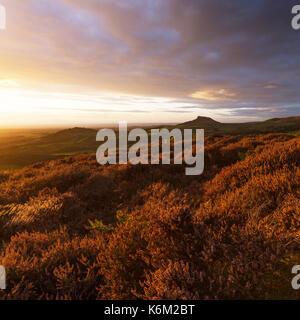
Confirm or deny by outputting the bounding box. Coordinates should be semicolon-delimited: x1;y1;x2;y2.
0;133;299;299
0;116;299;170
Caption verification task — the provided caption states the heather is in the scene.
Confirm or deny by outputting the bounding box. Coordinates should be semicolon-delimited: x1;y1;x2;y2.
0;133;299;299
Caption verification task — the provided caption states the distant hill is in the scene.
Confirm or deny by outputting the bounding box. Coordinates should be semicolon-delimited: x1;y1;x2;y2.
175;116;300;135
37;127;98;153
0;127;98;170
179;116;221;128
0;116;299;170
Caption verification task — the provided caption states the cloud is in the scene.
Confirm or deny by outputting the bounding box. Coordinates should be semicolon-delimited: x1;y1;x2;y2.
0;79;19;87
264;85;278;89
190;89;237;101
0;0;299;124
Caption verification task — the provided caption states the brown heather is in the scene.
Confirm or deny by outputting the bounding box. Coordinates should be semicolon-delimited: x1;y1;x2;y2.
0;133;299;299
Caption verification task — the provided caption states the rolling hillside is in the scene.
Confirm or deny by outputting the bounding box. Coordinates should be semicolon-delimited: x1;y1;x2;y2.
0;116;299;170
0;127;98;170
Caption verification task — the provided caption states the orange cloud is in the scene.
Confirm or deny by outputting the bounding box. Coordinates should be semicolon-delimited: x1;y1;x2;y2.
264;85;277;89
190;89;237;101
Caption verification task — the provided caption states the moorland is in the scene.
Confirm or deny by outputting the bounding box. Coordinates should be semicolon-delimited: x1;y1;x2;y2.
0;116;299;299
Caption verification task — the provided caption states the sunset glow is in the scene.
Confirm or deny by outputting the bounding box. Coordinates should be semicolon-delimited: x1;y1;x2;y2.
0;0;299;127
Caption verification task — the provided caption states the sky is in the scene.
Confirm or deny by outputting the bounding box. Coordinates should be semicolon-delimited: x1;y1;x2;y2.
0;0;300;127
